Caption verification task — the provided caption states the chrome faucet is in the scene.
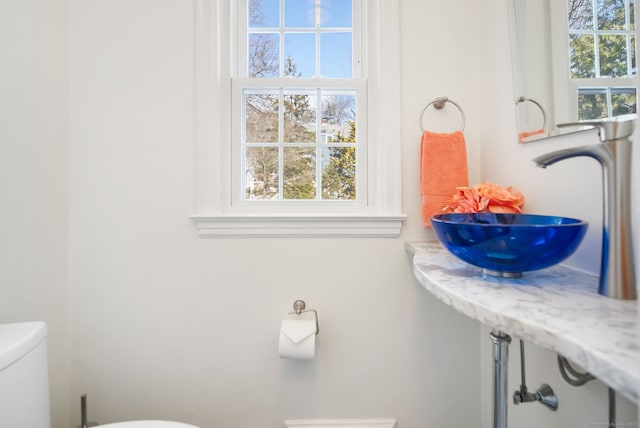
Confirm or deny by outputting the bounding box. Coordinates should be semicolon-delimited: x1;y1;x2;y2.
533;119;636;300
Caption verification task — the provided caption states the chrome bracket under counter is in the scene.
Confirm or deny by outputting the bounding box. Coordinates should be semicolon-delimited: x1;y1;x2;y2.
406;241;639;407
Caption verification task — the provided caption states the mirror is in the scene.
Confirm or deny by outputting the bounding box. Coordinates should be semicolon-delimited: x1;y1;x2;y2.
508;0;637;143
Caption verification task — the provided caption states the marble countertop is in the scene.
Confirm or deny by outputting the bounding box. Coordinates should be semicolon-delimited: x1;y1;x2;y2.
406;241;639;404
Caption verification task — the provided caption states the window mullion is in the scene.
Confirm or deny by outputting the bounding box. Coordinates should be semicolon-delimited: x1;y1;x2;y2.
315;15;321;78
279;0;285;78
278;88;284;200
625;0;632;76
590;0;600;78
315;87;322;200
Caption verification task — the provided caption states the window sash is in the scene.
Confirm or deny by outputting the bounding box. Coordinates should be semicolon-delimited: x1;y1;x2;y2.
232;1;367;212
236;0;363;79
577;85;637;119
231;77;368;212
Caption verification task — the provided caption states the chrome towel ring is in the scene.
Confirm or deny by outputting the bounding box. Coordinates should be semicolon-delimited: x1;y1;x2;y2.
419;96;466;132
516;96;547;130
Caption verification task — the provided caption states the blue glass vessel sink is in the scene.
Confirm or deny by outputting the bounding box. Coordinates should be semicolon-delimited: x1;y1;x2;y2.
430;213;588;277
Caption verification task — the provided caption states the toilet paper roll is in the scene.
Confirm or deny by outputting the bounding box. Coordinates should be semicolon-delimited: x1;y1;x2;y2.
278;319;316;360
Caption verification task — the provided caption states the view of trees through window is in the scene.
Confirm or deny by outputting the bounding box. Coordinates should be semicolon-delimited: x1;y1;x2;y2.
568;0;637;120
242;0;357;201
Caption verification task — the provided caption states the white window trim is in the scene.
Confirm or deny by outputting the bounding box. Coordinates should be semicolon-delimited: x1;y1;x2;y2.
191;0;405;237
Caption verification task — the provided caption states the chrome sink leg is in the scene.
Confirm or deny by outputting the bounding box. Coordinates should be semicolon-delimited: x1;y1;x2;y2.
79;394;98;428
490;330;512;428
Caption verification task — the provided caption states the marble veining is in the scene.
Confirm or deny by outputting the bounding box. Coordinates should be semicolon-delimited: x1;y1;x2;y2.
406;240;639;404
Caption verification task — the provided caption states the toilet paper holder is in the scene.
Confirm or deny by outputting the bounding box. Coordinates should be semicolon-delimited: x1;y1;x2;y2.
289;300;319;335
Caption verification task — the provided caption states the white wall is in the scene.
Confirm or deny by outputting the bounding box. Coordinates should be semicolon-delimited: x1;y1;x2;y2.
67;1;483;427
1;0;637;427
0;1;70;427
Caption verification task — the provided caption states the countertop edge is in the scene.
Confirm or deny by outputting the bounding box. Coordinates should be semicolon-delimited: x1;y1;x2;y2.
407;241;640;404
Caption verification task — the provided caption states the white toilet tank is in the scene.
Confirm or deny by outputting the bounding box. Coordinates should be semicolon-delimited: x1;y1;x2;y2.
0;322;51;428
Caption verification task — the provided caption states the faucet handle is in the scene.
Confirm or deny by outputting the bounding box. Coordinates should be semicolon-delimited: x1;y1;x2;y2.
557;117;636;142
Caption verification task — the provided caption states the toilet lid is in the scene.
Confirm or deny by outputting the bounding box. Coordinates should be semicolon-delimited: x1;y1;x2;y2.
98;421;199;428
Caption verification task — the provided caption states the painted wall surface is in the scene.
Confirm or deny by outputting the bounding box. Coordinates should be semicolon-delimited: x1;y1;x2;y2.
0;1;70;427
68;1;483;427
1;0;637;427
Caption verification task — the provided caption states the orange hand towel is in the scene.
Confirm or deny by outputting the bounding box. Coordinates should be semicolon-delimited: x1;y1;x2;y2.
518;128;545;143
420;130;469;227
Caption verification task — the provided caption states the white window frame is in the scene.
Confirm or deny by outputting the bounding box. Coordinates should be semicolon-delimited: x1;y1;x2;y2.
191;0;405;237
233;0;366;207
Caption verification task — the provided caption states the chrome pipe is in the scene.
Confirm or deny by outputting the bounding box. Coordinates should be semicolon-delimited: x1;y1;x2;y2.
81;394;87;428
608;387;616;427
490;330;512;428
514;341;559;411
78;394;98;428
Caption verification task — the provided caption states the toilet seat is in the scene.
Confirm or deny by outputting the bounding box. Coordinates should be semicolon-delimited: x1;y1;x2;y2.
98;421;199;428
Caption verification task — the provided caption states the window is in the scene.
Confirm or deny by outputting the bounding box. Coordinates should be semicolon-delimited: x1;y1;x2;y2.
192;0;405;237
236;0;363;203
555;0;637;121
577;86;636;118
240;87;359;201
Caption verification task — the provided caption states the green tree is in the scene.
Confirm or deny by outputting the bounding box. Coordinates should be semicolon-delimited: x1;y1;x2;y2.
245;1;355;201
322;121;356;200
578;92;606;120
569;0;633;78
280;57;317;199
284;148;316;199
283;57;316;143
570;34;596;78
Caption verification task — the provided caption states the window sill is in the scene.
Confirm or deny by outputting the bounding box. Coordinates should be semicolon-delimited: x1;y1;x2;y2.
190;213;407;237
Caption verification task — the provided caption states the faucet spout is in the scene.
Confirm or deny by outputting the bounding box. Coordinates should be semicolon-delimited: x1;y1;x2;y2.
533;144;612;170
532;120;636;300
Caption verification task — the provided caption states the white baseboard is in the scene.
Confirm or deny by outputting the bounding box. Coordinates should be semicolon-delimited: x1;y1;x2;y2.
284;419;397;428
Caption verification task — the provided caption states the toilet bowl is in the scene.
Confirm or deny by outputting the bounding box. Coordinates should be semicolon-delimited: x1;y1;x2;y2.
0;322;199;428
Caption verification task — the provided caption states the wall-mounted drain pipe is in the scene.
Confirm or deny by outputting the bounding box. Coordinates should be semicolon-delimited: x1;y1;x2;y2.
557;355;615;427
513;340;558;411
557;355;595;386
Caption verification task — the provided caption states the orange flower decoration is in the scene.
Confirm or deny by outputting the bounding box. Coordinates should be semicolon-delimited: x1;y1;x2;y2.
442;182;525;214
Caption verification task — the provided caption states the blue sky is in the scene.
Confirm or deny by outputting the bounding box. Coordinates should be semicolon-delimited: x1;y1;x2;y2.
252;0;352;28
250;0;353;78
